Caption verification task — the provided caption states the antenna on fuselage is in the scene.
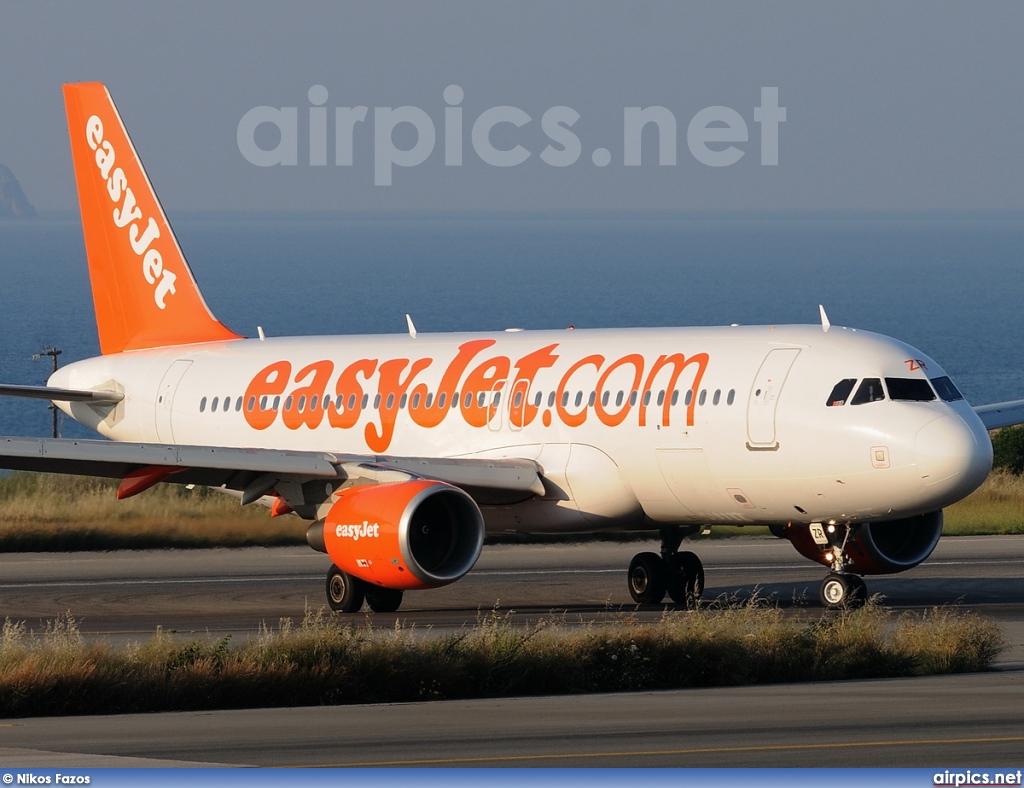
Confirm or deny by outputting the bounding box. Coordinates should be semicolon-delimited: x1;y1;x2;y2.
406;314;418;339
818;304;831;333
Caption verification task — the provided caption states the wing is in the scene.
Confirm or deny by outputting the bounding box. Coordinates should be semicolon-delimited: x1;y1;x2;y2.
0;384;123;403
0;437;545;512
973;400;1024;430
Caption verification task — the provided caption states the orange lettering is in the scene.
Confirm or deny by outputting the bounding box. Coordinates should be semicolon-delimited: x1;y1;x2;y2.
460;355;511;428
594;354;644;427
639;353;708;427
555;354;603;428
328;358;378;430
243;360;291;430
365;357;432;453
281;360;334;430
508;343;559;428
408;339;495;429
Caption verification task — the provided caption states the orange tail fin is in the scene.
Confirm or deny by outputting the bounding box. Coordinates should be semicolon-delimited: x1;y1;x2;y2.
63;83;242;355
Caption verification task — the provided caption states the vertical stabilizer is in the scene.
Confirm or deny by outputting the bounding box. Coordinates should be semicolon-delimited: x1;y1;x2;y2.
63;82;242;354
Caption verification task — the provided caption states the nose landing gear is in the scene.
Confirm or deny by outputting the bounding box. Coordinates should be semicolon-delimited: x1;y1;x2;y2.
627;527;704;607
811;521;868;610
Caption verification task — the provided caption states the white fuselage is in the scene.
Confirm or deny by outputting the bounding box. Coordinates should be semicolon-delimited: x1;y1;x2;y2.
51;324;992;534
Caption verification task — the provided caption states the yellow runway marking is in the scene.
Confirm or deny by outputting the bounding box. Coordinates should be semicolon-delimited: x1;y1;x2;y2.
289;734;1024;767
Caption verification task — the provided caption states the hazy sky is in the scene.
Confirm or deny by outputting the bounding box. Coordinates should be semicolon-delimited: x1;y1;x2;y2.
1;1;1022;213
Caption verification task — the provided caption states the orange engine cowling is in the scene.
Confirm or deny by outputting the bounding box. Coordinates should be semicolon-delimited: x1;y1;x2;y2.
785;511;943;575
315;480;485;590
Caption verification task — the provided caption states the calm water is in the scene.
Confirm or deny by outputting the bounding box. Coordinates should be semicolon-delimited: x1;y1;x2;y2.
1;212;1023;439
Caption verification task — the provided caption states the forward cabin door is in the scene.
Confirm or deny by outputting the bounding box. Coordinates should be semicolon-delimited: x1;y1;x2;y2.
746;348;800;450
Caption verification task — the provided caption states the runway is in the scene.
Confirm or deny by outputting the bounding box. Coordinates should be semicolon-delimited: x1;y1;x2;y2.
0;535;1022;766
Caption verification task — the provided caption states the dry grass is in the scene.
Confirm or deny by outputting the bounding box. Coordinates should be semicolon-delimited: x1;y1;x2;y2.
0;472;303;550
0;601;1004;717
1;465;1022;552
942;470;1024;535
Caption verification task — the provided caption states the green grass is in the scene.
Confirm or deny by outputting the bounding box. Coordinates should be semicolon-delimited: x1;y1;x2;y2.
0;601;1004;717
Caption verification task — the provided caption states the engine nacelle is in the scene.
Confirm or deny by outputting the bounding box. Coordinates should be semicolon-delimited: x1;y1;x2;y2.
784;511;944;575
313;480;484;590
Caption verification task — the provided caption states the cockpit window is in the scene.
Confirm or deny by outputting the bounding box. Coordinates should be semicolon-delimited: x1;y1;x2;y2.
885;378;936;402
826;379;856;407
851;378;885;405
930;375;964;402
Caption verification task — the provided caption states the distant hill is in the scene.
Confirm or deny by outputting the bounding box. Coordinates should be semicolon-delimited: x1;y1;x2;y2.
0;165;38;218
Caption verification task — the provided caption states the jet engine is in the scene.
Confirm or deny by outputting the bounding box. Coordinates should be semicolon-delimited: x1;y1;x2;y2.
308;480;485;590
784;511;944;575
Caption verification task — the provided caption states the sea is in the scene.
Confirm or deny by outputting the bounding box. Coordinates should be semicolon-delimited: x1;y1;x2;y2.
1;211;1023;441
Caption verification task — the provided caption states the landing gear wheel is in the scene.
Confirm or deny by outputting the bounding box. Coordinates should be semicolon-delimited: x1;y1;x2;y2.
628;552;668;605
326;565;365;613
846;575;868;608
667;551;705;607
365;586;404;613
819;573;866;609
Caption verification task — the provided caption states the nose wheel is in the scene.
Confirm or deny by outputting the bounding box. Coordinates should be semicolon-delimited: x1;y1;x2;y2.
819;573;867;609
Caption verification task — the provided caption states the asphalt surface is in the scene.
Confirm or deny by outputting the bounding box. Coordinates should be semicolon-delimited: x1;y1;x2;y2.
0;535;1022;767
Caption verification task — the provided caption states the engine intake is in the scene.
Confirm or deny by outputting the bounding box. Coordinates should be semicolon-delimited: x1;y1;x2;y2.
314;480;484;590
785;510;943;575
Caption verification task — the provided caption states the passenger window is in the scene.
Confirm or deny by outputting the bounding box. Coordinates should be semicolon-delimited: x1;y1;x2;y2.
211;396;219;412
930;376;964;402
886;378;936;402
438;392;447;409
199;397;207;413
698;390;706;406
851;378;885;405
685;390;693;406
671;391;679;406
727;389;735;405
247;396;255;412
713;389;721;405
235;397;243;412
826;379;856;407
224;397;231;412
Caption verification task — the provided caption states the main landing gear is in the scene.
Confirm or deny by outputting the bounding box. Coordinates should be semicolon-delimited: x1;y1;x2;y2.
627;527;704;607
326;564;404;614
812;522;867;610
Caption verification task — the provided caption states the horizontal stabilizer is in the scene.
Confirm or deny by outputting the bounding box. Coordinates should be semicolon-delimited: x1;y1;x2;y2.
0;384;124;404
974;400;1024;430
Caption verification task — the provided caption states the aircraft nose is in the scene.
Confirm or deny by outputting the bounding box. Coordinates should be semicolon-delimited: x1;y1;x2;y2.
915;413;992;499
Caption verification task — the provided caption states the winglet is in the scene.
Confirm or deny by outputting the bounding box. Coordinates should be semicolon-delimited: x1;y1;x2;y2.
63;83;242;355
819;304;831;333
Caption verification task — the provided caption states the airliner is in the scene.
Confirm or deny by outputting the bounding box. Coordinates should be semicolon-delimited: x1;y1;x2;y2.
2;82;1022;614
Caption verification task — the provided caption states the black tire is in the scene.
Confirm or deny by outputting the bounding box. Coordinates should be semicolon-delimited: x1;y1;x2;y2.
628;552;668;605
667;550;704;607
819;573;850;609
326;565;365;613
365;586;404;613
846;575;868;608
